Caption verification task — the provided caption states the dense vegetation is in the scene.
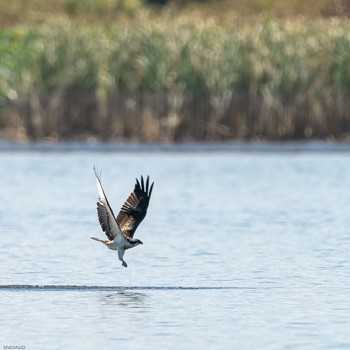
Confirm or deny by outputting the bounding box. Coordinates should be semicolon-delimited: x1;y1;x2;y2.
1;0;350;25
0;1;350;141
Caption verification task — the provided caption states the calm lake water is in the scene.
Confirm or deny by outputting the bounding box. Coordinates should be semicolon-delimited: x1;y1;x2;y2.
1;142;350;349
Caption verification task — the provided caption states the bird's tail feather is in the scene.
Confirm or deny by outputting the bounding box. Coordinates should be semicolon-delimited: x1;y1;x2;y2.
90;236;108;244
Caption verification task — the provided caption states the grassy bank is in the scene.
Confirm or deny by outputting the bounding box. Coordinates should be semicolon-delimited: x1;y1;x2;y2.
1;17;350;142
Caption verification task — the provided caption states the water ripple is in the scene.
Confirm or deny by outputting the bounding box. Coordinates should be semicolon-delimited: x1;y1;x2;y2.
0;284;251;291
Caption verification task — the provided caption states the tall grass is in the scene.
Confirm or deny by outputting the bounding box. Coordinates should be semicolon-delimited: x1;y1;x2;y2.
1;17;350;141
2;0;350;27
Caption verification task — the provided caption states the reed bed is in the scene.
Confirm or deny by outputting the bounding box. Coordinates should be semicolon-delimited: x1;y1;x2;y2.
1;17;350;141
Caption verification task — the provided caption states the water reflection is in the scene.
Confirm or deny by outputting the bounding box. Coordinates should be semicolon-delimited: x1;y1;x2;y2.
100;291;149;310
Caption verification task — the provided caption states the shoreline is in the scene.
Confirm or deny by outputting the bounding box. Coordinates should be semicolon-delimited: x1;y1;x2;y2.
1;139;350;153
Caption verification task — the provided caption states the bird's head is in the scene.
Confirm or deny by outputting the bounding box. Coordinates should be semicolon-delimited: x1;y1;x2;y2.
131;239;143;246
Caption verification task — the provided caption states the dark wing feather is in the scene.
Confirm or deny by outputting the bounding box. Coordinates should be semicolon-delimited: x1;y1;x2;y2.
116;175;154;238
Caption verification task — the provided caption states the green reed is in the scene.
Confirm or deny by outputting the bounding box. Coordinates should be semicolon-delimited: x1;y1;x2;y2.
1;17;350;141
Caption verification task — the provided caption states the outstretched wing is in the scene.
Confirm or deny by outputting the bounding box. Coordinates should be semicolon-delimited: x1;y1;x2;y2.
94;166;123;241
116;175;154;238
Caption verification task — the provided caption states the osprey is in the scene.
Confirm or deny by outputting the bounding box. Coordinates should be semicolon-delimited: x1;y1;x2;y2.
90;166;154;268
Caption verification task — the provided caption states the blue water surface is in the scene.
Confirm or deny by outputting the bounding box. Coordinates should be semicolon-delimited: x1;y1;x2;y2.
1;142;350;349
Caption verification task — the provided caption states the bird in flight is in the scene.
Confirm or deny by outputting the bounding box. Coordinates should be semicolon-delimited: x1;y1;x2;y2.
91;166;154;268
